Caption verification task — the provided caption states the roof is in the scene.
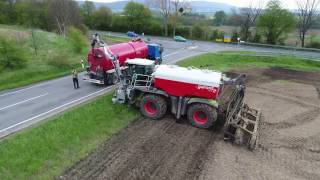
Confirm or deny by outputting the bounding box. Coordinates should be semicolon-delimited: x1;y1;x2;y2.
125;58;155;66
153;65;222;87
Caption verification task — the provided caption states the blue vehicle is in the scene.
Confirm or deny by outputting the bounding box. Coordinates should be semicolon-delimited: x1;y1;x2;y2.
127;31;139;38
147;43;163;64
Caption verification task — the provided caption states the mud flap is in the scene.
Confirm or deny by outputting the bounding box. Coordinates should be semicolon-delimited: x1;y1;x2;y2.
224;104;261;150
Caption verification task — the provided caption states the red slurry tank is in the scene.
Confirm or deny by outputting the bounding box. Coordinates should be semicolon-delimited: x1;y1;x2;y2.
88;40;148;72
153;65;222;99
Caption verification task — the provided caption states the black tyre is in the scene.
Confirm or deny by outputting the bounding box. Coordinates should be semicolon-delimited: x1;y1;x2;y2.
107;73;118;85
140;94;167;120
187;103;217;129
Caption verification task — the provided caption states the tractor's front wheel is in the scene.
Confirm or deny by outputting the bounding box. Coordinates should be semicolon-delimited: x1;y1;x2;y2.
140;94;167;120
187;103;217;129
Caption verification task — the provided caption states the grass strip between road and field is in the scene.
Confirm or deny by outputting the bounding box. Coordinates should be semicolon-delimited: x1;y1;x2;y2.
0;93;139;180
177;52;320;72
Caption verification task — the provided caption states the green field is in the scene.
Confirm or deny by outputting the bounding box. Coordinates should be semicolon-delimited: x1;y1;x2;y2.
177;52;320;72
0;93;138;180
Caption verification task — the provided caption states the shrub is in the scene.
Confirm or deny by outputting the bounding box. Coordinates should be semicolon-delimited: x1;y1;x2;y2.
68;27;87;53
211;29;224;40
306;41;320;49
0;36;27;70
191;24;204;39
48;53;71;69
231;30;240;42
306;35;320;49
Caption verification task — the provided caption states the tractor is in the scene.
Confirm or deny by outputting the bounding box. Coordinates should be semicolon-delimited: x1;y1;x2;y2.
93;34;261;149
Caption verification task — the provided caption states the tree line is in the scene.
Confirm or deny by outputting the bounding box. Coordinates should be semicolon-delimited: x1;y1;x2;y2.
0;0;319;48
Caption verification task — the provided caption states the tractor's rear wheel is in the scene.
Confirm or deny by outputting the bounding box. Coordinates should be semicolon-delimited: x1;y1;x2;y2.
187;103;217;129
140;94;167;120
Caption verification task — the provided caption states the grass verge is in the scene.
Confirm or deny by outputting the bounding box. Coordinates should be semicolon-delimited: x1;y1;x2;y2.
177;52;320;72
0;25;88;91
0;93;139;180
101;34;131;44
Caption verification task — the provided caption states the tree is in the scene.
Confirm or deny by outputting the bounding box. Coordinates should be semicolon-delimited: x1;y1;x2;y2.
257;0;296;44
48;0;81;37
80;0;95;29
296;0;320;47
149;0;171;36
170;0;189;37
124;2;152;33
239;0;263;41
213;11;227;26
15;0;50;30
92;7;112;30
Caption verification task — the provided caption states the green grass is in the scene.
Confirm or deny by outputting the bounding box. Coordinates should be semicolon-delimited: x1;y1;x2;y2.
101;34;130;44
0;93;139;180
177;52;320;72
0;25;89;91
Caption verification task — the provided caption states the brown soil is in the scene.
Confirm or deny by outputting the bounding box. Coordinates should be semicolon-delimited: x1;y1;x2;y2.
58;67;320;180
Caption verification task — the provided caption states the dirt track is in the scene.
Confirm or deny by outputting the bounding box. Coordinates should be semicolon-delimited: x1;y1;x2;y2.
59;68;320;180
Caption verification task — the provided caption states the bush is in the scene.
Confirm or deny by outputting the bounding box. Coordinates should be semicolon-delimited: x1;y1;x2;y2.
48;53;71;69
0;36;27;70
306;41;320;49
211;29;224;40
68;27;87;53
192;24;204;39
176;26;191;39
231;30;240;42
306;35;320;49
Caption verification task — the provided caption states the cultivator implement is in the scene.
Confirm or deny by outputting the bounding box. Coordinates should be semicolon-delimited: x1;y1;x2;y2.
223;80;261;150
224;104;261;149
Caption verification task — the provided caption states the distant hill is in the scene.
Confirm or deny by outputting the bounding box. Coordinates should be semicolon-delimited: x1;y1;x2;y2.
76;0;236;15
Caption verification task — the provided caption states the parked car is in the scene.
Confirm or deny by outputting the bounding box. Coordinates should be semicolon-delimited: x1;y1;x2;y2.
174;35;187;42
127;31;139;38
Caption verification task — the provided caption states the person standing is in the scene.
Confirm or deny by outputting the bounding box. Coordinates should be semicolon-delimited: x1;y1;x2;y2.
72;69;79;89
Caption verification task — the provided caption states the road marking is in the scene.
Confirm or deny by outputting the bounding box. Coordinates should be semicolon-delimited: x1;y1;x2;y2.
0;76;68;97
0;86;113;133
0;93;48;111
163;45;198;58
163;51;181;58
166;52;204;65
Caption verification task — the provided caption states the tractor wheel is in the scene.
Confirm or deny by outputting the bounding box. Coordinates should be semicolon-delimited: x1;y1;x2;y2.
140;94;167;120
108;73;118;85
187;103;217;129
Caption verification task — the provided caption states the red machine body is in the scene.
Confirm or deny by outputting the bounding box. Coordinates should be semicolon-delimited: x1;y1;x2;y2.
152;65;222;99
88;40;148;72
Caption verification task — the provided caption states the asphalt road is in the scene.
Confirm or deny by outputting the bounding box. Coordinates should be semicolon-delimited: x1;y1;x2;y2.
0;35;319;138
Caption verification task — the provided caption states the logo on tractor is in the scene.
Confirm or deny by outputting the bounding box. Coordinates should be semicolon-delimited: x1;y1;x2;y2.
197;85;217;93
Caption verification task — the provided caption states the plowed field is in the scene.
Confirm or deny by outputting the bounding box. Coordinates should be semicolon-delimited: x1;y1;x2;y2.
59;68;320;180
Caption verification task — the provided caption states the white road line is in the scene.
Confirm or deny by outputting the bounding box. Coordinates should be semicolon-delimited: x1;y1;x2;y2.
0;76;68;97
0;93;48;111
0;86;40;97
163;45;197;58
166;52;204;65
0;86;113;133
163;51;181;58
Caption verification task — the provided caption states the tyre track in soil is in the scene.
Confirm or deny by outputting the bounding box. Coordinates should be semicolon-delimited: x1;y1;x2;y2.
58;116;221;180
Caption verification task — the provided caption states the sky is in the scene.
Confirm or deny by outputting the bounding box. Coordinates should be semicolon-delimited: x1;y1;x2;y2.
84;0;299;9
